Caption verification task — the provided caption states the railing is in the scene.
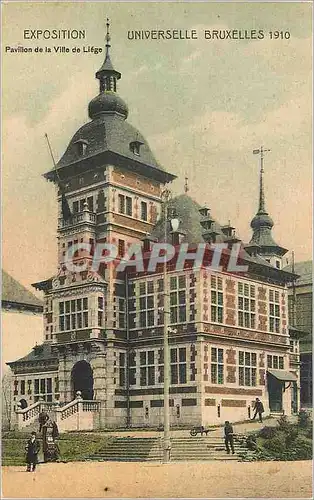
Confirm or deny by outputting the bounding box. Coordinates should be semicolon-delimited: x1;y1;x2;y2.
59;400;80;420
59;212;96;228
82;401;101;412
20;402;41;422
15;396;101;431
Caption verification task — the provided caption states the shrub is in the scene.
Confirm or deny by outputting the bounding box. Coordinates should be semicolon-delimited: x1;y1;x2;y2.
258;426;277;439
263;432;286;454
298;410;312;429
292;435;313;460
284;427;299;447
277;415;290;431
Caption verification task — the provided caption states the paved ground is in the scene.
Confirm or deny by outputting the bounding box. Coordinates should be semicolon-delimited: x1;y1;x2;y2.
2;460;312;498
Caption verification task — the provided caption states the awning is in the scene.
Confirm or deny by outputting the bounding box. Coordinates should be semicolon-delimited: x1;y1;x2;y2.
267;369;298;382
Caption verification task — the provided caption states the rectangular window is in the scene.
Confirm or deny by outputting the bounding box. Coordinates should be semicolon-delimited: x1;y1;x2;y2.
269;289;281;333
138;280;155;328
118;194;125;214
119;353;126;387
87;196;94;212
238;351;257;386
170;347;187;384
139;351;155;387
46;378;52;394
59;297;88;331
34;379;39;394
141;201;148;221
211;347;224;384
169;276;187;325
238;282;256;328
118;239;125;257
211;276;224;323
40;379;46;394
267;354;284;369
20;380;25;395
73;201;79;213
126;196;132;216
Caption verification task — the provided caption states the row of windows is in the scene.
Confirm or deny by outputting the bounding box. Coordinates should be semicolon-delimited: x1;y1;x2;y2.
209;281;282;333
208;349;284;387
59;298;89;331
14;377;58;399
135;275;195;328
118;347;196;387
72;196;94;213
118;194;148;221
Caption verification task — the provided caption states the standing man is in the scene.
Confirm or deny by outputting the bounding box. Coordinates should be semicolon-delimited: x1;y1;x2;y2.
25;431;40;472
224;421;235;455
252;398;264;423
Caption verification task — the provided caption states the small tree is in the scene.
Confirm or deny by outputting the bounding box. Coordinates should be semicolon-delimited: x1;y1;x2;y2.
2;371;13;430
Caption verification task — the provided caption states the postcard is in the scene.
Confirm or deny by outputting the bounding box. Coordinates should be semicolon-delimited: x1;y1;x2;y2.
2;1;312;499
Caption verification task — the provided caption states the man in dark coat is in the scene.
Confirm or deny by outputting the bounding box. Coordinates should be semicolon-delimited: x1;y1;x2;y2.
224;421;235;454
25;431;40;472
252;398;265;423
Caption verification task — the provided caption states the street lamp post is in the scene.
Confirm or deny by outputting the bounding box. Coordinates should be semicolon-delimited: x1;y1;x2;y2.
161;187;172;463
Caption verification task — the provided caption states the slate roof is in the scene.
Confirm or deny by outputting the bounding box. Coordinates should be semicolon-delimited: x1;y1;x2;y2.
150;194;226;244
2;270;43;310
283;261;312;286
7;343;57;366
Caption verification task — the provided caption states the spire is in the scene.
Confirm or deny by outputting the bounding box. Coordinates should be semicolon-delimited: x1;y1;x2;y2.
248;146;288;257
95;18;121;92
253;146;270;213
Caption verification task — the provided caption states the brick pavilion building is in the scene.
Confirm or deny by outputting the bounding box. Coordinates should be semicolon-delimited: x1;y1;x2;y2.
7;25;300;430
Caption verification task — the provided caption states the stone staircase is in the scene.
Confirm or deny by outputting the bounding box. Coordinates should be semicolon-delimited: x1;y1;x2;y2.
87;435;254;462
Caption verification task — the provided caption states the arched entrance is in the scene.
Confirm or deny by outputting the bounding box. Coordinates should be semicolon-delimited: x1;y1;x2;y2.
71;361;94;400
19;399;28;409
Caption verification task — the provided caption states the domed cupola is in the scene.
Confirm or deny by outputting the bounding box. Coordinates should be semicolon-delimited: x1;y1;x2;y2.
88;19;128;120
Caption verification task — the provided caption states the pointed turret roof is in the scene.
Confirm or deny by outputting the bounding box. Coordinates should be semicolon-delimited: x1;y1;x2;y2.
248;147;288;256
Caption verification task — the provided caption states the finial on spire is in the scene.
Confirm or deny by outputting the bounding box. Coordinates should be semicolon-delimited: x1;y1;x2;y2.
184;174;189;194
105;18;111;54
253;146;271;213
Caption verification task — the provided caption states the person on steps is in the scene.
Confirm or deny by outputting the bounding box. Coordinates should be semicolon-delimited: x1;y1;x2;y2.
224;421;235;455
252;398;264;423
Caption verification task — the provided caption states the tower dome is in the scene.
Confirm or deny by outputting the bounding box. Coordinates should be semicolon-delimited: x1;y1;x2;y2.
88;92;128;119
88;18;128;120
250;211;274;231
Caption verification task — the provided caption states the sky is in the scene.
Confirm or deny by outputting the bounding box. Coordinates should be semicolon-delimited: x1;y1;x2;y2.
2;1;312;297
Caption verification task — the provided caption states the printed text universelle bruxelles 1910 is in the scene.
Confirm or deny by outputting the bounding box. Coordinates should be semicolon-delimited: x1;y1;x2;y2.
4;27;291;54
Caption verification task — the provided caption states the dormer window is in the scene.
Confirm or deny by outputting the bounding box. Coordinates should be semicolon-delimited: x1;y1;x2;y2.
74;139;89;157
130;140;143;156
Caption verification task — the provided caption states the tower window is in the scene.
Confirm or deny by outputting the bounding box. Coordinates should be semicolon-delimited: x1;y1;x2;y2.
129;141;143;156
141;201;148;221
118;239;125;257
74;139;88;156
118;194;132;216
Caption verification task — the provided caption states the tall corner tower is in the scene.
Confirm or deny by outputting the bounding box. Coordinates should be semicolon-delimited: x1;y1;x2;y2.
35;20;176;411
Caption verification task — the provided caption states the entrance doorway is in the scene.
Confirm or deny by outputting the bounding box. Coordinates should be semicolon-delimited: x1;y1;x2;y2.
267;373;283;412
71;361;94;400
